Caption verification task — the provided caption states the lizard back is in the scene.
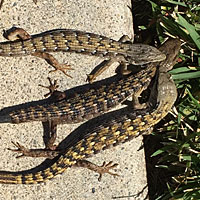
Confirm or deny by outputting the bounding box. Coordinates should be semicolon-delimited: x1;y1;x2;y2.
4;64;155;124
0;29;165;64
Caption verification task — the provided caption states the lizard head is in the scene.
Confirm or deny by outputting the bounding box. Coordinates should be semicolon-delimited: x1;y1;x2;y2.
126;43;166;65
156;38;181;113
159;38;181;73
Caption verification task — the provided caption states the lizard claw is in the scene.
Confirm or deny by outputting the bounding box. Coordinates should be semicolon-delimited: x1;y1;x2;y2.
39;77;67;100
76;160;119;181
49;63;74;78
8;141;30;158
97;161;119;181
8;141;59;159
39;77;59;97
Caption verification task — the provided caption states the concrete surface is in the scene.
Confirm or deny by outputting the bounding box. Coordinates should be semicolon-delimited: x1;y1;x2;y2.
0;0;148;199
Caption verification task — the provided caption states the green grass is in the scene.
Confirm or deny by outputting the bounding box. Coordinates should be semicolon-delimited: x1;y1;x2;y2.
132;0;200;199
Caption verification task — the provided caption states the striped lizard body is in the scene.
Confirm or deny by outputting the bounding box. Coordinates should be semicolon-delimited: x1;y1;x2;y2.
0;28;166;79
0;38;180;184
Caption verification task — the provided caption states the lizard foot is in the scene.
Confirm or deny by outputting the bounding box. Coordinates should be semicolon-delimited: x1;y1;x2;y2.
32;52;74;78
49;63;74;78
96;161;119;181
8;141;59;159
76;160;119;181
39;77;66;100
39;77;59;97
3;27;31;41
86;74;95;84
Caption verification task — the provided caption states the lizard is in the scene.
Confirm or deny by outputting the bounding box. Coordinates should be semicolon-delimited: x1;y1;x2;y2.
0;38;173;149
0;38;181;184
0;27;166;80
0;60;157;149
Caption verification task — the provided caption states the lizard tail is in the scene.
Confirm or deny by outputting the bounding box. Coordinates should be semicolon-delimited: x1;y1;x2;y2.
0;156;72;184
0;114;12;123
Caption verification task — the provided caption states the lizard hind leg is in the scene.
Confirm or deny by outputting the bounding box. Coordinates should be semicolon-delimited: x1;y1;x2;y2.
32;51;74;78
8;118;61;159
42;120;59;151
75;160;119;181
8;141;60;159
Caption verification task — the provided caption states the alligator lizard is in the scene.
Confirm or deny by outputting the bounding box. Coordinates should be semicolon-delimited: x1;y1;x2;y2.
0;64;155;124
0;57;156;149
0;38;175;126
0;38;180;184
0;27;165;80
0;38;172;149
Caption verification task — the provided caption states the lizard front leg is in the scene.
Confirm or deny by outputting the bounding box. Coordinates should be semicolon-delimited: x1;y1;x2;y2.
87;35;134;83
39;77;67;100
42;120;59;150
39;77;67;150
33;52;73;78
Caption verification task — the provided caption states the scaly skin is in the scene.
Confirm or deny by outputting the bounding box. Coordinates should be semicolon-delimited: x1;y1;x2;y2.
0;63;155;124
0;29;165;65
0;37;170;125
0;39;180;184
0;28;166;79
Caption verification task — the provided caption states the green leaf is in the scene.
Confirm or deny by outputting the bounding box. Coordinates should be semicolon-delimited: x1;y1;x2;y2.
148;0;160;12
155;165;169;169
177;14;200;50
172;71;200;80
170;67;195;74
166;0;187;7
181;155;192;161
186;88;200;108
160;15;190;40
151;149;165;157
182;143;190;148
